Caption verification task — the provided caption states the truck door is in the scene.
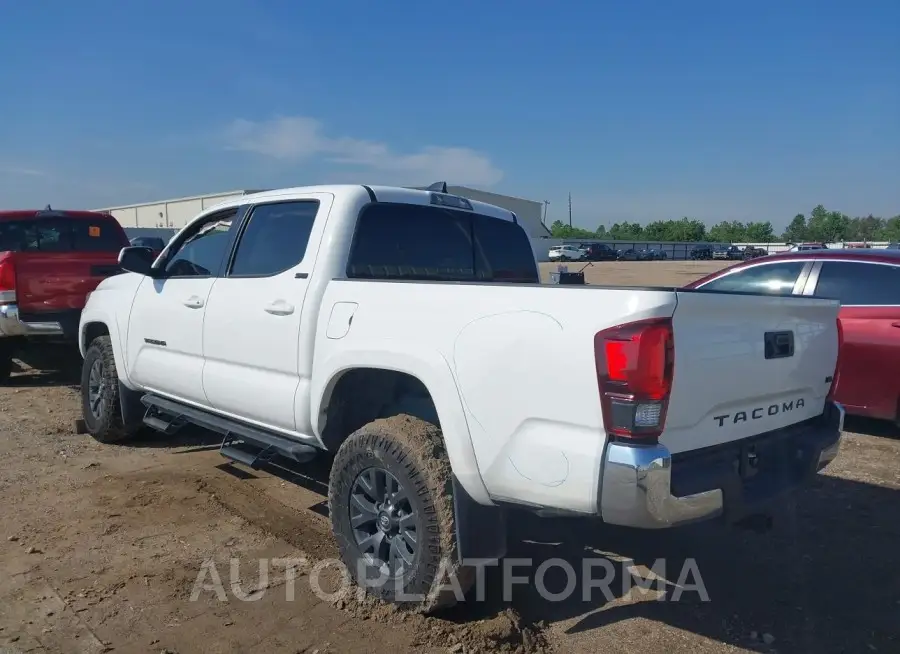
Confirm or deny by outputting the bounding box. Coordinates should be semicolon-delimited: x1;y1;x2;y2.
201;194;332;433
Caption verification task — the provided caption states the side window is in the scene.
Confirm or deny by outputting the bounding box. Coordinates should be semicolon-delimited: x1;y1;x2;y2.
813;261;900;305
473;215;539;282
163;209;237;278
347;203;475;281
72;219;128;252
700;261;806;295
229;201;319;277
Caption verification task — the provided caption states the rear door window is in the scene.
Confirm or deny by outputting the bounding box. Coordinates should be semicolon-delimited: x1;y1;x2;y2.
813;261;900;305
699;261;806;295
229;201;319;277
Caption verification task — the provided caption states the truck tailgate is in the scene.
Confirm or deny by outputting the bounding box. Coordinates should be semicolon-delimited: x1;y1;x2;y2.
662;290;840;454
15;251;122;313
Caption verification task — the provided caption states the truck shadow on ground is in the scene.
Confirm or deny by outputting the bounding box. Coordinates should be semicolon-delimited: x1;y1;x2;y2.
6;355;81;387
119;428;899;653
843;415;899;439
441;473;900;653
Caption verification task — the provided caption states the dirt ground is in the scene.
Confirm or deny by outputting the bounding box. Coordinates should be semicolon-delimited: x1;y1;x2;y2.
2;262;899;654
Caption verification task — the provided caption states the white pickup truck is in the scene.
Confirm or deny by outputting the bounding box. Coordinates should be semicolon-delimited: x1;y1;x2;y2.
78;183;845;610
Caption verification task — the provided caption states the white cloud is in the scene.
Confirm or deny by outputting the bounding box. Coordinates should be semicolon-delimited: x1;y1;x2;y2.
222;116;503;186
0;165;46;177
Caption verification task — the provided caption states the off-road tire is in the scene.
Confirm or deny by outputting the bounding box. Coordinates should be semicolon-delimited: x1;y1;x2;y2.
328;414;475;612
81;336;138;443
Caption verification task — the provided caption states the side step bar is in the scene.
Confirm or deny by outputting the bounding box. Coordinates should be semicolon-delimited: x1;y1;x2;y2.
140;394;318;469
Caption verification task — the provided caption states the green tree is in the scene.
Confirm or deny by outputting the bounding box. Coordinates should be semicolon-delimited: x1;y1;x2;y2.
708;220;747;243
782;214;808;242
607;221;644;240
549;220;596;239
743;221;775;242
549;206;898;244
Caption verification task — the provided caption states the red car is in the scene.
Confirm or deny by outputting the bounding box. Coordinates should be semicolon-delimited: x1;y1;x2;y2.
0;208;130;382
685;248;900;425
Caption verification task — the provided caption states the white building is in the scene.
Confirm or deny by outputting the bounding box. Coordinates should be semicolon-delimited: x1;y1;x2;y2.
96;185;551;238
95;190;267;229
440;185;550;238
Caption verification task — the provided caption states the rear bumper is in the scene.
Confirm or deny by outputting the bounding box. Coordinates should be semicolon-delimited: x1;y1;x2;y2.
0;303;73;339
599;402;845;529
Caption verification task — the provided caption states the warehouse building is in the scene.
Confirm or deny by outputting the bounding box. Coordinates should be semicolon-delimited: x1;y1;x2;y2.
95;190;266;230
96;184;551;238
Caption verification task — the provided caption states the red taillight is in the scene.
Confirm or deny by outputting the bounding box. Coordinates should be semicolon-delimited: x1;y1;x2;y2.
595;318;674;443
827;317;843;401
0;255;15;303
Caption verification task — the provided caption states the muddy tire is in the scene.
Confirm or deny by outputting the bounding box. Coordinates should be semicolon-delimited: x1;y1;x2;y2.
328;414;475;612
81;336;137;443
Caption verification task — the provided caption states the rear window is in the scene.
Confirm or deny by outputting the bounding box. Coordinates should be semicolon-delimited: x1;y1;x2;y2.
0;216;126;253
347;203;538;283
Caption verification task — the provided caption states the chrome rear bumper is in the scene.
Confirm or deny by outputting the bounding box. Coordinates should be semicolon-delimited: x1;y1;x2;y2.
599;402;845;529
0;304;64;338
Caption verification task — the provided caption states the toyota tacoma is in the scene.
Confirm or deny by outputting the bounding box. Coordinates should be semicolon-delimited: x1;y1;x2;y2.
77;183;845;610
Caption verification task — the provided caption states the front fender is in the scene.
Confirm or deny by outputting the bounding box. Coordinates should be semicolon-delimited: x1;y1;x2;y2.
311;346;492;506
79;302;135;390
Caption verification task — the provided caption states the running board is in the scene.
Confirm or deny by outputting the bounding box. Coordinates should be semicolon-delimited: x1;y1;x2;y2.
140;394;318;468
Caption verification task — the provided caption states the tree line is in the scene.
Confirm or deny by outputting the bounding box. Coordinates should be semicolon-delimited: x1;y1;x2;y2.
549;205;900;243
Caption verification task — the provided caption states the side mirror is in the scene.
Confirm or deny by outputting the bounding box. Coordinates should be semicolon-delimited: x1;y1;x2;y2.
118;246;156;276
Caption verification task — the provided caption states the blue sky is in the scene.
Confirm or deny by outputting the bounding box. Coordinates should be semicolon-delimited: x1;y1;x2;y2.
1;0;898;230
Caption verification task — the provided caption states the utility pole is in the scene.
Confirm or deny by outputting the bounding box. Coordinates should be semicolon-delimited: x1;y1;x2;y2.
542;200;550;225
568;192;572;228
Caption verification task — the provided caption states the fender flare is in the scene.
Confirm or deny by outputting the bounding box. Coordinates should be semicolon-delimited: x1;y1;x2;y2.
311;346;493;506
79;309;136;391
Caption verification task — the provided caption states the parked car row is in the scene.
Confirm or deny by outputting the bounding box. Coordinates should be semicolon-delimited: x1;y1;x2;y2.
548;243;669;261
691;244;769;260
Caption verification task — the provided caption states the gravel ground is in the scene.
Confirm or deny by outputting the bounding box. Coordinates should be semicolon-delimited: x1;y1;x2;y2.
1;261;898;654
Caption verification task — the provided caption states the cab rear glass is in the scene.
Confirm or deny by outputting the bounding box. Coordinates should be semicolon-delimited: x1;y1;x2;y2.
347;202;539;283
0;216;127;253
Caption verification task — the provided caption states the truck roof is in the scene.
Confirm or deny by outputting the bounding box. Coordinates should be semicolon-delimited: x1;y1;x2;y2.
0;209;116;221
204;184;519;224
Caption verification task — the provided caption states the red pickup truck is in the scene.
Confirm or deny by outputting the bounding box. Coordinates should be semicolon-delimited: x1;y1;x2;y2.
0;207;130;382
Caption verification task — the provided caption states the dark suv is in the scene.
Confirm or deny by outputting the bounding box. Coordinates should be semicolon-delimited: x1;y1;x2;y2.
690;245;712;260
742;246;767;260
578;243;617;261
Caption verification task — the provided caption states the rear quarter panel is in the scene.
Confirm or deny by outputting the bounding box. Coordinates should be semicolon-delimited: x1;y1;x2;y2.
311;280;678;513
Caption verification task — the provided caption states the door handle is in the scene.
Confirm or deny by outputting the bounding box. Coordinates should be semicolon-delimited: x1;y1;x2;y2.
892;322;900;329
264;300;295;316
183;296;204;309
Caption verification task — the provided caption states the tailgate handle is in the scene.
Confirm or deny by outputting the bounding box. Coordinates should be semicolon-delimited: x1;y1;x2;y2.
764;331;794;359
